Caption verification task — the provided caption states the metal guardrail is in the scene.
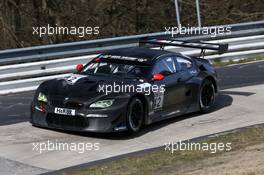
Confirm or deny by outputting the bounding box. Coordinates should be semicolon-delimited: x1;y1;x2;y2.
0;35;263;81
0;20;264;65
0;21;263;94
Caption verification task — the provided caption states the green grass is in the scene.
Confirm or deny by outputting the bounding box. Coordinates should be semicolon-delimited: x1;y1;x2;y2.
62;124;264;175
212;56;264;67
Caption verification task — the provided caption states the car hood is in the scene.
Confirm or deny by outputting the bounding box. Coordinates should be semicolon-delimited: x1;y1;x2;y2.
40;74;144;100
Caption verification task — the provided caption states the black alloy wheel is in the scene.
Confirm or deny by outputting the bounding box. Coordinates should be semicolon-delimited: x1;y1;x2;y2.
127;97;144;133
199;79;215;113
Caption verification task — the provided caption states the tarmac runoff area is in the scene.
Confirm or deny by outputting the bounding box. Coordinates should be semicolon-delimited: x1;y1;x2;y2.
0;84;263;175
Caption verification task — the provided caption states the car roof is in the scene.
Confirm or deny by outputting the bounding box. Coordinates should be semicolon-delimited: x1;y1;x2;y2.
101;47;182;64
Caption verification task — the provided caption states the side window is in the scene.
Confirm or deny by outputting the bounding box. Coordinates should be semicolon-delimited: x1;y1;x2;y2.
153;57;177;76
176;57;193;71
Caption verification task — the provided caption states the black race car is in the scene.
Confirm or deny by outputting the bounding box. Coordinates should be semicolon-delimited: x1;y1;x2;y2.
30;39;228;133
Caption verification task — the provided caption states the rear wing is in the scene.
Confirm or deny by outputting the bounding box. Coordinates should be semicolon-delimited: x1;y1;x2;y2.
139;38;228;58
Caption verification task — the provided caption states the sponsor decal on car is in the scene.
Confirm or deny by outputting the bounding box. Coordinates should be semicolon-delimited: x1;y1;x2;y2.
54;107;76;116
99;55;148;62
62;74;87;85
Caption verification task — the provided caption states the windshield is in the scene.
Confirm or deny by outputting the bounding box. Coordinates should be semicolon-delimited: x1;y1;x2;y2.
80;62;151;78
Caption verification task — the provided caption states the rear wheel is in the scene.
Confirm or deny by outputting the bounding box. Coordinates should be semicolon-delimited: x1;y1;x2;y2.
199;79;215;113
127;97;144;133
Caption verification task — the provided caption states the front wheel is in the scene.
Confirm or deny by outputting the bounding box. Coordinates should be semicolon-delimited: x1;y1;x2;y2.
126;97;144;133
199;79;216;113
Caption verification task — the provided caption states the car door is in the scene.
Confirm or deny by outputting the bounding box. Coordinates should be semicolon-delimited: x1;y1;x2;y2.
151;55;184;118
174;55;198;110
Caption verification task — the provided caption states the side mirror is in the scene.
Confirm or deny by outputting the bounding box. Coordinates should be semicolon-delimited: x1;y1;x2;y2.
76;64;84;72
152;73;165;81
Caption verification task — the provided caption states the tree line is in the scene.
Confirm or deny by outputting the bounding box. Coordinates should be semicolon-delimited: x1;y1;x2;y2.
0;0;263;49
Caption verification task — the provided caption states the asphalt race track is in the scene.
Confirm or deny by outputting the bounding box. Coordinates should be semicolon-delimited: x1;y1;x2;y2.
0;61;263;175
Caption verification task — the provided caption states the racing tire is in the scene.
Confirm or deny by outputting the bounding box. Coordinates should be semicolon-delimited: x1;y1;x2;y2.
126;97;144;133
199;79;215;113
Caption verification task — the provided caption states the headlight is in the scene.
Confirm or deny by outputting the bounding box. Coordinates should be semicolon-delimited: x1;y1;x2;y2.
89;99;114;108
37;92;48;103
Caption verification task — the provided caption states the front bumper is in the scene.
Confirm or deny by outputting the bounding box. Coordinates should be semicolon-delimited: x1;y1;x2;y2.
30;99;129;133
